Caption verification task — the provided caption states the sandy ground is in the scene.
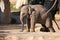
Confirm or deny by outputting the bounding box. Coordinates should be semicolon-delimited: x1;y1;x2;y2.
0;20;60;33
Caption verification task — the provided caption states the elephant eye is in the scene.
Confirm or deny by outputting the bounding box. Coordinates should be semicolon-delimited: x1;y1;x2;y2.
22;13;26;17
22;13;25;15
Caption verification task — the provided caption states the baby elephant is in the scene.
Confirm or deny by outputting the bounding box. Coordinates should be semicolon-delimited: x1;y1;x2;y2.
20;5;55;32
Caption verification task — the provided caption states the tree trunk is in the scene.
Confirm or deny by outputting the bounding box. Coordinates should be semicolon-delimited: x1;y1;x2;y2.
3;0;11;24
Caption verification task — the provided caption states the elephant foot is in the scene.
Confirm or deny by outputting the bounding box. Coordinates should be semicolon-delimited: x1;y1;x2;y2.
27;29;30;32
30;29;35;32
40;27;50;32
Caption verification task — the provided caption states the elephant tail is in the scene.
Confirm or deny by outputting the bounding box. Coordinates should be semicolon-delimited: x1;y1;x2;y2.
42;0;58;18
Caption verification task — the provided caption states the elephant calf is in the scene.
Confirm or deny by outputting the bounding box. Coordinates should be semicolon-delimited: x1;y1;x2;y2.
20;5;56;32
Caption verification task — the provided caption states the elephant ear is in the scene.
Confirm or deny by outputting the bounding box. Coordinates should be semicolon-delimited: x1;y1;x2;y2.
28;6;35;15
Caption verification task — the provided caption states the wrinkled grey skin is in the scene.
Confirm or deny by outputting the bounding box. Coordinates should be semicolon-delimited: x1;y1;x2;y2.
20;0;58;32
20;5;54;32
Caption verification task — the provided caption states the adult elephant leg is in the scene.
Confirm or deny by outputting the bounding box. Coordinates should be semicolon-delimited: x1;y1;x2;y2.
45;17;55;32
30;11;36;32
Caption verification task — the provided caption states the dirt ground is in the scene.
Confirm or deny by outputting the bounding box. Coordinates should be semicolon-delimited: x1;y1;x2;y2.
0;21;60;40
0;21;60;33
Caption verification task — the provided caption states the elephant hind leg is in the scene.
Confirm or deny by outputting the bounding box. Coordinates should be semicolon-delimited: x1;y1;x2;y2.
45;18;55;32
40;24;50;32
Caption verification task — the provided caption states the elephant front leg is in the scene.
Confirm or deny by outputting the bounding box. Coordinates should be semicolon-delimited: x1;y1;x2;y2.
30;11;36;32
26;18;30;32
26;14;30;32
